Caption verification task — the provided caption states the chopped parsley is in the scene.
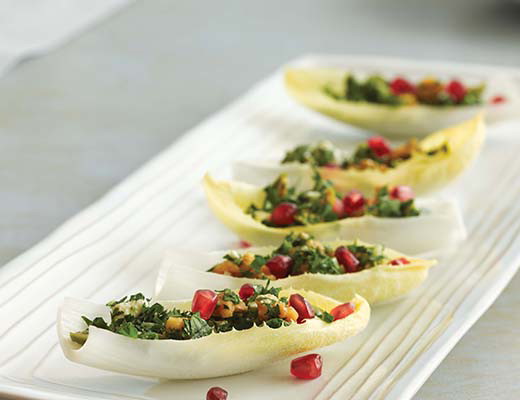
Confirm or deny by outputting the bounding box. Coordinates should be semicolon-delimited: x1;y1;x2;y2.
281;139;448;171
245;173;421;228
324;74;484;106
282;141;339;167
344;242;387;269
314;308;335;323
69;282;324;346
210;233;389;279
247;172;342;226
368;187;420;218
216;288;241;304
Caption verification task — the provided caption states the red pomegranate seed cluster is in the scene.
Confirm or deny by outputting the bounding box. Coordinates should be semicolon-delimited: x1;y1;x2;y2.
289;293;315;323
332;197;344;217
291;354;323;380
390;257;410;266
330;302;355;320
238;283;256;301
334;246;360;273
445;80;467;103
367;136;392;157
390;77;416;95
342;190;365;216
390;185;415;202
206;386;228;400
266;255;293;279
270;202;298;226
191;289;218;320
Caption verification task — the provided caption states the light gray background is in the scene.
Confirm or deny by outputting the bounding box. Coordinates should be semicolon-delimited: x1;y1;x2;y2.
0;1;519;398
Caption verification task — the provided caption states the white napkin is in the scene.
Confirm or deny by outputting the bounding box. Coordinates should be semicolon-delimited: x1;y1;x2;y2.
0;0;131;74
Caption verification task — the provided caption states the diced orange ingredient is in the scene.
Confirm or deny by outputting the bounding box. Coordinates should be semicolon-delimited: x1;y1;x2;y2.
256;301;268;320
165;317;185;331
213;294;249;318
279;303;299;322
241;252;255;266
211;260;241;277
416;79;444;103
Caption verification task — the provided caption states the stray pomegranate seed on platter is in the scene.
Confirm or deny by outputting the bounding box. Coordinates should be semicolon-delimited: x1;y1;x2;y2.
238;239;252;248
206;386;228;400
290;354;323;380
491;95;506;104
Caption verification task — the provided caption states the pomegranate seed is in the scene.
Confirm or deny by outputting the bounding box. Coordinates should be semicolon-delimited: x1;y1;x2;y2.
206;386;228;400
266;255;293;279
270;202;298;226
191;289;217;320
390;257;410;266
446;80;467;103
491;95;506;104
332;198;344;217
367;136;391;157
290;354;323;380
342;190;365;216
289;294;315;323
238;283;256;301
334;246;360;273
238;240;251;248
330;302;355;320
390;185;414;202
389;77;416;95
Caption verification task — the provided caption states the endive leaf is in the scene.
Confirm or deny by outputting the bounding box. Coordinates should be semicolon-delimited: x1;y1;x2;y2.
285;67;494;138
155;241;437;305
202;174;466;253
233;114;486;195
57;291;370;379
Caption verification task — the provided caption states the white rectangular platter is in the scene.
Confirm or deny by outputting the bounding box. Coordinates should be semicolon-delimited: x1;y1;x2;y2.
1;55;520;400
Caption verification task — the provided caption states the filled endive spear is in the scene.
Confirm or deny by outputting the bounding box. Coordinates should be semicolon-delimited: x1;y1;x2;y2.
155;233;437;305
203;168;465;253
233;113;485;196
284;66;507;137
58;283;369;379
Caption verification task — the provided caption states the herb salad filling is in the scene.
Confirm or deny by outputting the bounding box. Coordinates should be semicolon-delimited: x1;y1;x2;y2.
209;232;395;280
245;172;420;228
282;138;448;171
325;74;485;106
69;282;335;346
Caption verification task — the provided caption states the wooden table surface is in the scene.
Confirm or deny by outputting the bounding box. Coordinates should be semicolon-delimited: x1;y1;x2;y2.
0;1;519;398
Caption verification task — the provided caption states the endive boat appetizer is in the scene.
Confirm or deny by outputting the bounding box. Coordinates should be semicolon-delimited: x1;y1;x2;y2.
155;233;436;304
233;114;485;195
58;283;369;379
285;67;503;137
203;171;465;253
